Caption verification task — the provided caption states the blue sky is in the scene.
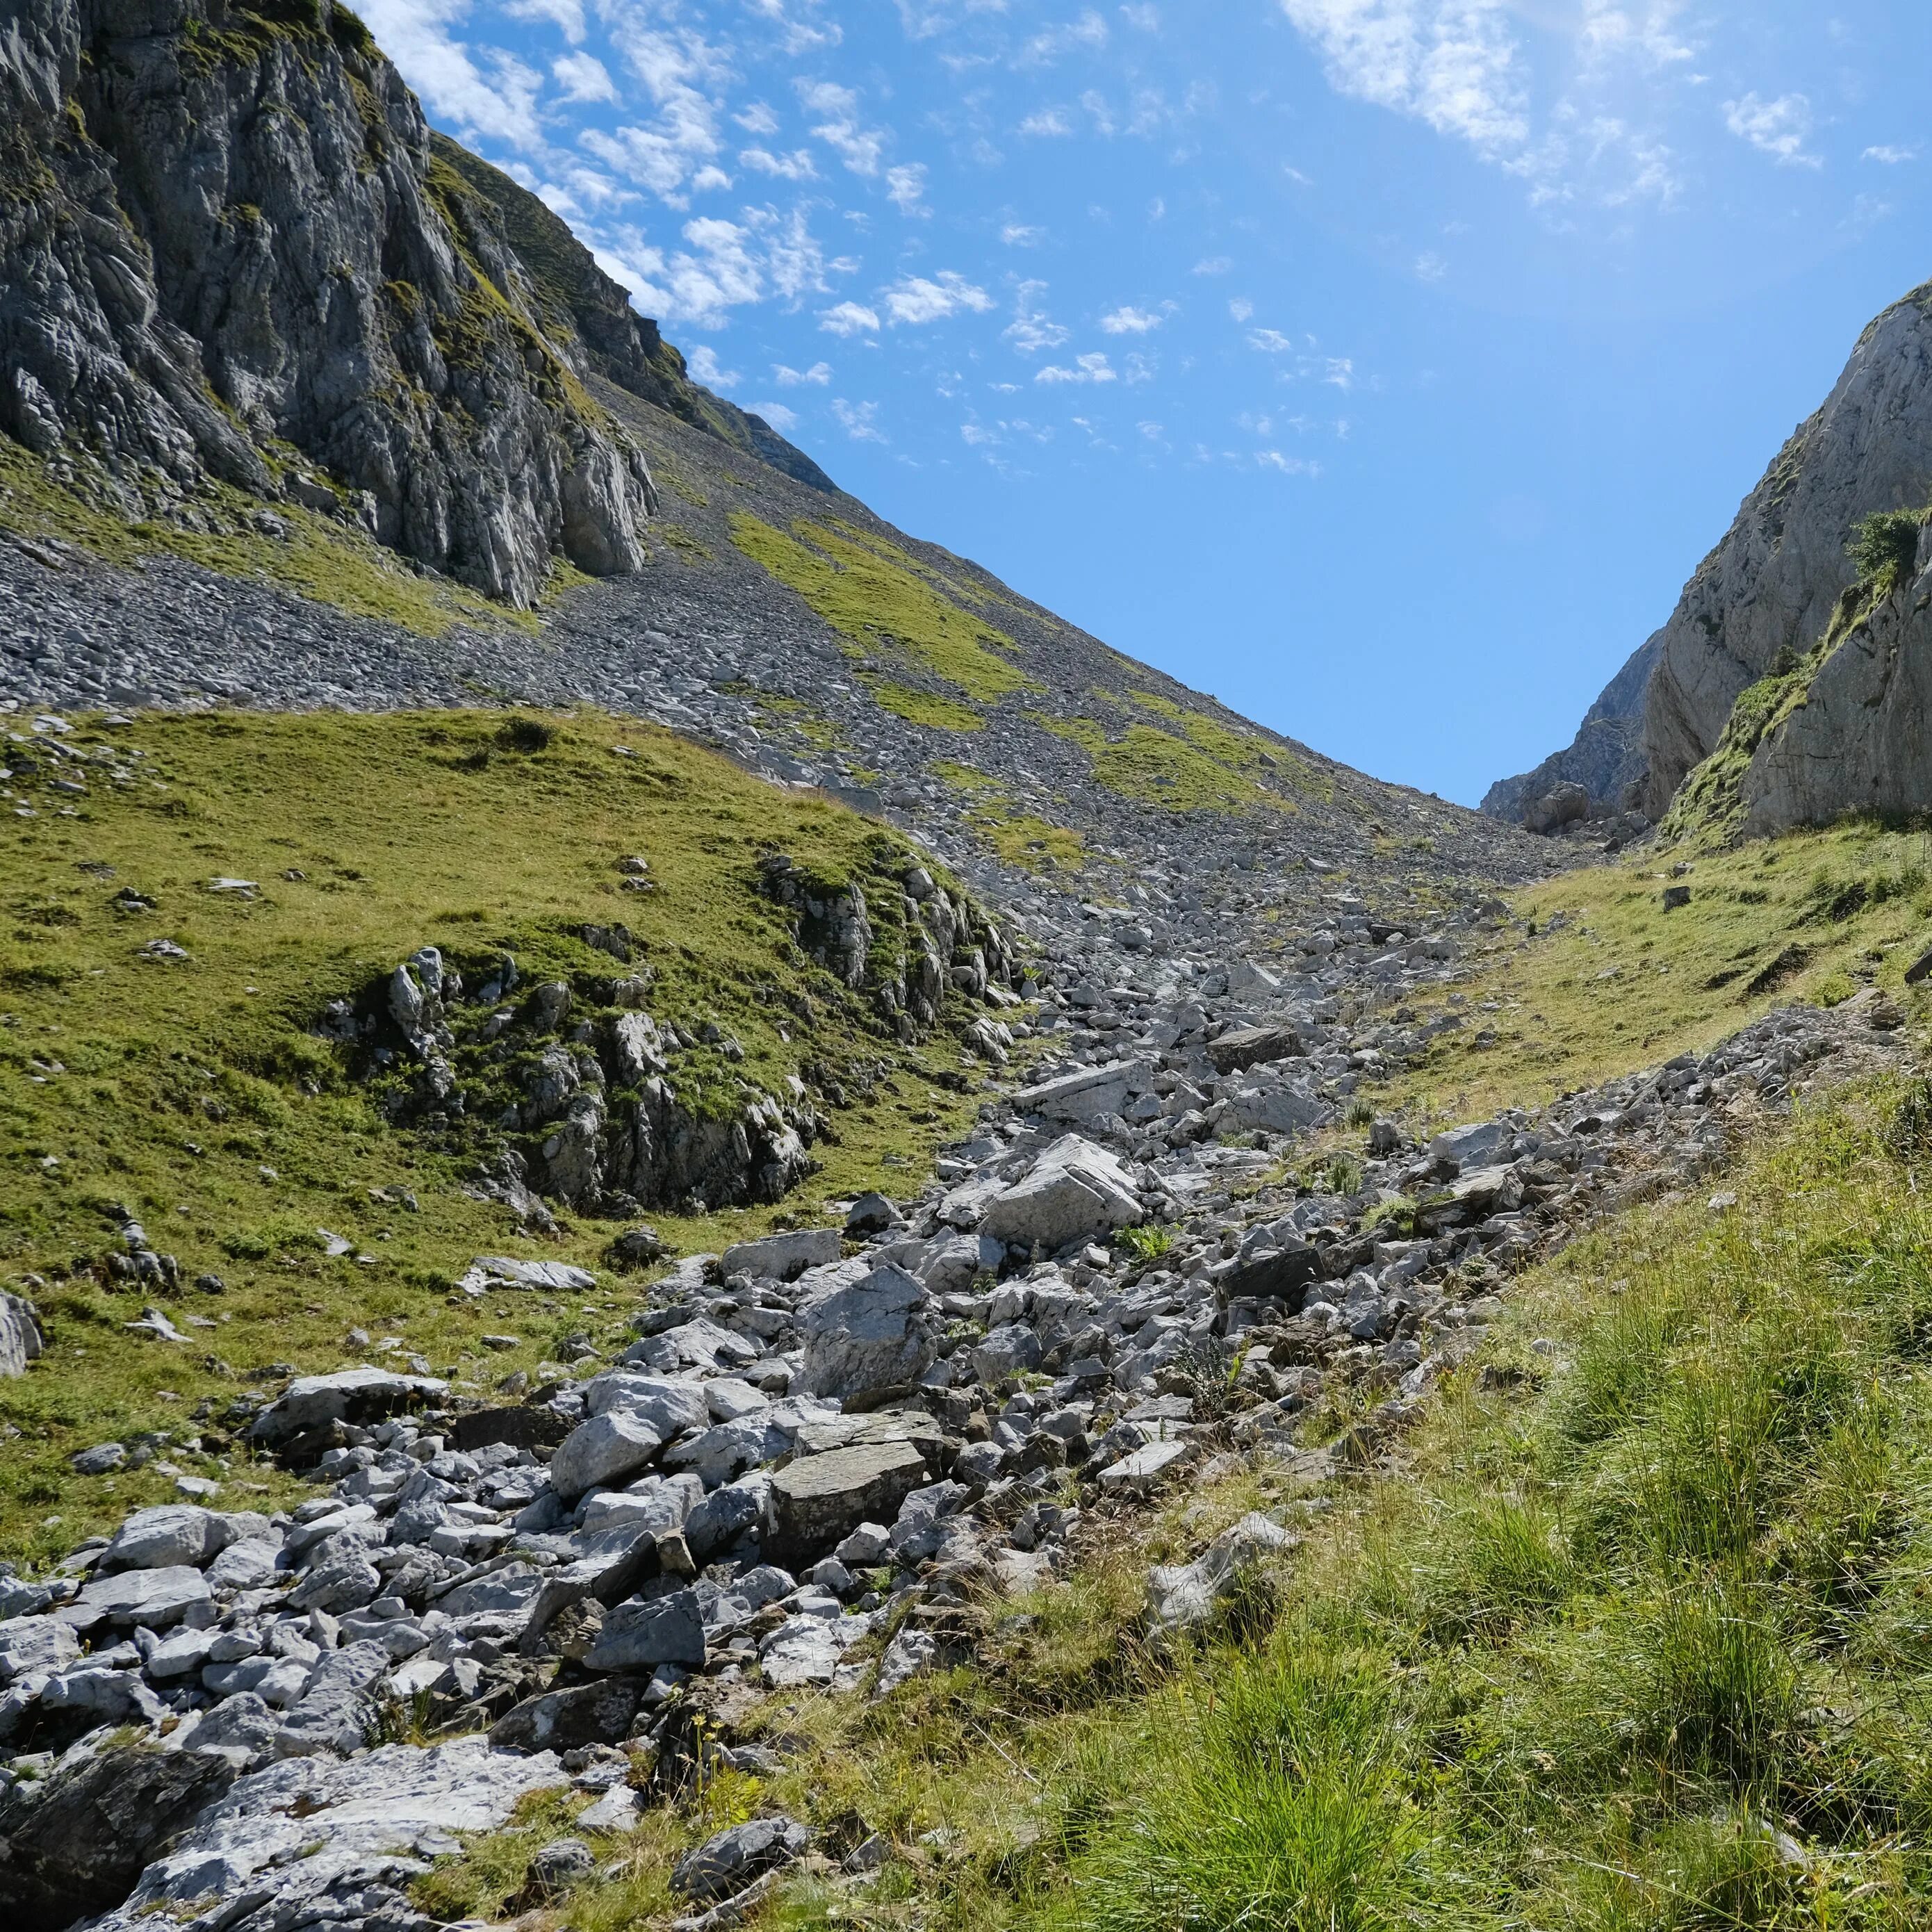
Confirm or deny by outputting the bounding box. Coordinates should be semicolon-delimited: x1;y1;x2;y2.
359;0;1932;804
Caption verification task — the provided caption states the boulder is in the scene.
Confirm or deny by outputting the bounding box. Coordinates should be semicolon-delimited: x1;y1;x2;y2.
1523;782;1591;834
70;1563;211;1630
249;1367;447;1448
684;1476;769;1563
584;1587;707;1671
767;1441;931;1566
489;1679;639;1753
1010;1061;1144;1127
550;1411;664;1499
456;1256;598;1294
979;1136;1143;1252
98;1504;229;1572
1145;1512;1297;1634
672;1817;811;1903
1206;1024;1306;1075
274;1641;391;1756
796;1264;937;1404
0;1743;240;1932
720;1227;842;1281
0;1614;79;1685
1427;1120;1514;1170
584;1372;712;1439
0;1293;44;1379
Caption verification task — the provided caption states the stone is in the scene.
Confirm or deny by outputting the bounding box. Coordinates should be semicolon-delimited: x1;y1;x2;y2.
796;1264;938;1403
0;1293;44;1379
273;1640;391;1756
579;1784;646;1833
457;1256;599;1294
1097;1440;1191;1495
72;1562;211;1628
41;1667;170;1728
90;1738;568;1931
979;1136;1143;1252
684;1477;768;1563
99;1503;229;1571
846;1192;899;1235
873;1626;938;1700
1522;782;1591;835
71;1441;126;1475
439;1563;544;1617
250;1367;447;1447
969;1322;1044;1382
1145;1512;1297;1633
1206;1024;1305;1075
720;1227;842;1281
490;1678;640;1753
767;1442;931;1566
672;1817;811;1903
552;1411;665;1498
527;1836;596;1894
1427;1120;1514;1170
0;1742;239;1932
286;1553;383;1614
587;1371;714;1439
1011;1061;1142;1127
758;1614;850;1688
0;1614;80;1684
206;1539;282;1594
584;1587;708;1671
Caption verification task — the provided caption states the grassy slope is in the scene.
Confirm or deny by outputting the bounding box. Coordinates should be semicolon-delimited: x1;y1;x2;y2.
415;1083;1932;1931
0;710;994;1563
1380;818;1932;1131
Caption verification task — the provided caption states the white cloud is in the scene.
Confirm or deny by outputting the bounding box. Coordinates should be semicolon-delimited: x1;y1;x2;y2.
1020;8;1108;64
799;79;888;176
744;398;803;432
1004;281;1070;354
743;0;841;55
1099;304;1164;334
1278;0;1528;157
1037;352;1118;384
1228;297;1255;321
504;0;583;43
551;49;616;101
736;101;782;135
1256;450;1320;475
1723;92;1820;168
743;202;836;302
1415;249;1448;280
1120;2;1159;26
833;398;887;441
686;344;741;388
883;271;994;324
1020;107;1075;137
359;0;546;149
1579;0;1693;70
578;33;728;206
886;163;931;214
740;147;818;179
1001;221;1046;245
820;300;882;335
1247;327;1295;352
1863;144;1919;165
776;361;833;385
1193;254;1232;275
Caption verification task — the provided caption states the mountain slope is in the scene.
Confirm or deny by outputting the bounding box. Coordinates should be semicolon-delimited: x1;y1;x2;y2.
1490;279;1932;833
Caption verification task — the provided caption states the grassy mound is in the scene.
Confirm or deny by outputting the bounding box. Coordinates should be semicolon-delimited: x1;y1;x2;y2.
0;708;996;1560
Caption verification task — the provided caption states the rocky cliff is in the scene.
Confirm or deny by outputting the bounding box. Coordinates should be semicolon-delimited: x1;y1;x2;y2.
1481;635;1657;825
1490;280;1932;832
0;0;664;606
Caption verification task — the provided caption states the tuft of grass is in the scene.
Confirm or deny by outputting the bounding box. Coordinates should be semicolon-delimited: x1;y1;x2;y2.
870;682;985;732
932;764;1087;876
1035;714;1289;817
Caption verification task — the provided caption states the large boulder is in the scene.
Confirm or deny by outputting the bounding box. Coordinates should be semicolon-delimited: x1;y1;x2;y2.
584;1587;707;1671
672;1817;810;1903
550;1411;664;1500
720;1228;842;1281
249;1368;447;1448
98;1505;240;1572
1010;1061;1145;1127
767;1441;932;1567
979;1136;1143;1252
489;1680;639;1753
796;1265;938;1404
0;1744;240;1932
69;1564;211;1631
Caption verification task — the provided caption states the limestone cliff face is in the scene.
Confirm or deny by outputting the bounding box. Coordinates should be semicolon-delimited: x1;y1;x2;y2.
1637;284;1932;817
1481;634;1658;824
0;0;657;605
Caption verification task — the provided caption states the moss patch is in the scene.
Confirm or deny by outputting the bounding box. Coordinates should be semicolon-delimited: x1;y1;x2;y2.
869;683;985;732
1036;714;1289;816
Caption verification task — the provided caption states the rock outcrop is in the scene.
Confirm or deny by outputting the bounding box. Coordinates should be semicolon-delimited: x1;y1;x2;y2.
0;0;656;606
1491;280;1932;829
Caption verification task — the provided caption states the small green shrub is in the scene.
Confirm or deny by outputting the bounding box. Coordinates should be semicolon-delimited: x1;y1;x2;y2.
1847;507;1926;596
1115;1224;1174;1264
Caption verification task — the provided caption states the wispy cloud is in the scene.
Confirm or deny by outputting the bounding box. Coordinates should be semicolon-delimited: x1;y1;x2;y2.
1004;281;1070;354
1099;304;1165;334
883;271;994;324
833;398;887;441
1019;106;1075;136
552;51;617;103
740;146;818;179
1020;8;1108;65
1863;144;1918;165
1001;221;1046;245
799;78;889;175
819;300;882;335
775;361;833;385
886;162;931;213
1193;254;1232;275
744;398;803;432
1724;91;1820;168
685;343;741;388
1037;352;1118;384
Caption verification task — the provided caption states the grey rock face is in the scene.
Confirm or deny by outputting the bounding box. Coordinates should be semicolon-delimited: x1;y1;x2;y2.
0;0;655;608
767;1441;931;1566
0;1743;239;1932
584;1587;707;1671
550;1411;664;1499
1482;635;1660;824
0;1293;44;1378
672;1816;810;1902
796;1264;938;1403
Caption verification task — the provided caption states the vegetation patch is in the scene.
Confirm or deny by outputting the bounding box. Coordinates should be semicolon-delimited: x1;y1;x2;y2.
1035;714;1289;816
869;682;985;732
726;513;1037;704
0;709;997;1559
932;763;1087;874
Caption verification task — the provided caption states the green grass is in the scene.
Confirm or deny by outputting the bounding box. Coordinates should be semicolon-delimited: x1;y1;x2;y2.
1124;686;1330;801
871;682;986;732
1385;817;1932;1127
1035;714;1291;816
727;514;1038;704
932;764;1087;874
0;709;998;1559
0;441;536;639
